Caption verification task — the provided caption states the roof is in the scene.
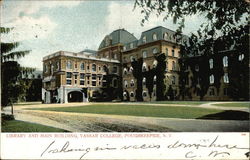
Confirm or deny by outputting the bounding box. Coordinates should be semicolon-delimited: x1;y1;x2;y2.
98;29;137;50
78;49;97;56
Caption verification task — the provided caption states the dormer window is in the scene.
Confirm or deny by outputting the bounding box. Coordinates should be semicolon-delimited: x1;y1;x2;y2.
142;35;147;43
130;43;133;49
153;33;157;41
153;48;158;54
163;32;168;40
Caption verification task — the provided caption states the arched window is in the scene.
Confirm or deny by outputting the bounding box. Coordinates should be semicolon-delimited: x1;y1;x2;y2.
142;91;147;97
92;64;96;72
153;48;158;54
66;61;72;69
142;51;147;58
209;74;214;84
153;60;158;68
209;59;213;69
124;80;128;88
142;35;147;43
130;79;135;87
142;62;147;72
163;32;168;40
129;66;133;72
123;68;128;75
130;91;134;97
223;73;229;83
80;63;85;70
239;54;244;61
172;61;176;71
223;56;228;67
143;77;146;85
152;33;157;41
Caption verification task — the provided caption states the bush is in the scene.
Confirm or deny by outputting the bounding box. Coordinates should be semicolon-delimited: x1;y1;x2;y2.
1;113;15;125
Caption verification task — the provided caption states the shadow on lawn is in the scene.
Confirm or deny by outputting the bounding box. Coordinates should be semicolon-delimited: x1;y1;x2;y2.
196;110;249;120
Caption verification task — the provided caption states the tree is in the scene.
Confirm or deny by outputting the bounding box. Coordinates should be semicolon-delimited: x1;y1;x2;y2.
1;27;33;108
134;0;249;55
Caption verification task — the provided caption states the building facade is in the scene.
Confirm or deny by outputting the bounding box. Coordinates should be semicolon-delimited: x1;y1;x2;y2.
42;26;248;103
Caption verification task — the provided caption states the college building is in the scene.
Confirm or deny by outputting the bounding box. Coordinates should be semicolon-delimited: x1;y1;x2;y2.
42;26;248;103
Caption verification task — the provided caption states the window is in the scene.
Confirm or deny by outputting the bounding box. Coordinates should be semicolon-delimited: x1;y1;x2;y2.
209;74;214;84
124;80;128;88
44;65;47;73
74;62;78;69
209;59;213;69
80;73;85;85
130;92;134;97
130;43;133;49
123;68;128;75
163;32;168;40
74;75;77;84
123;92;127;97
130;56;135;62
152;33;157;41
80;63;85;70
172;61;176;71
129;66;133;73
103;65;108;72
166;48;168;55
92;81;96;86
66;61;72;69
153;75;157;85
223;73;229;83
142;51;147;58
87;65;90;70
142;35;147;43
56;62;60;70
195;65;199;71
172;49;175;57
153;60;158;68
130;79;135;87
142;91;147;97
142;62;147;72
143;77;146;86
92;64;96;72
223;56;228;67
66;72;72;85
92;74;96;80
239;54;244;61
114;54;117;59
112;66;118;73
172;76;176;85
209;88;215;96
153;48;158;54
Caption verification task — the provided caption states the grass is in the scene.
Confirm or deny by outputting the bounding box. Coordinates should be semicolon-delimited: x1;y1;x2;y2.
30;104;222;119
213;103;249;108
2;120;68;132
148;101;209;105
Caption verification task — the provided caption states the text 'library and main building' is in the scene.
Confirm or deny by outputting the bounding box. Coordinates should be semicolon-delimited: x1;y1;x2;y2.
42;26;248;103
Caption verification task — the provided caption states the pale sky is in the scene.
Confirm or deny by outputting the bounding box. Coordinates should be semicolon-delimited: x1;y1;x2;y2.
1;0;204;70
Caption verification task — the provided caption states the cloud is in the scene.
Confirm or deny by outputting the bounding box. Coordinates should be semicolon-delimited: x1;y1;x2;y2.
2;16;57;42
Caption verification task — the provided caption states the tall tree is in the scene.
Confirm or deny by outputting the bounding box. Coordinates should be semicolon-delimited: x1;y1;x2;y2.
1;27;33;108
134;0;249;55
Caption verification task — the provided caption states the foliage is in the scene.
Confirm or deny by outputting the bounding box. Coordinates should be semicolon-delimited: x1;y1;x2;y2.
1;27;33;107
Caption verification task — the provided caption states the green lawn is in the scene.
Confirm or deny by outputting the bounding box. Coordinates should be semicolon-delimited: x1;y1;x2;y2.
2;120;68;132
30;104;222;119
213;103;249;108
148;101;209;105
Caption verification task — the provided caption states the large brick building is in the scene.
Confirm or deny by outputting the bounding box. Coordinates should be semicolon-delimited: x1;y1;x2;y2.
42;26;248;103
